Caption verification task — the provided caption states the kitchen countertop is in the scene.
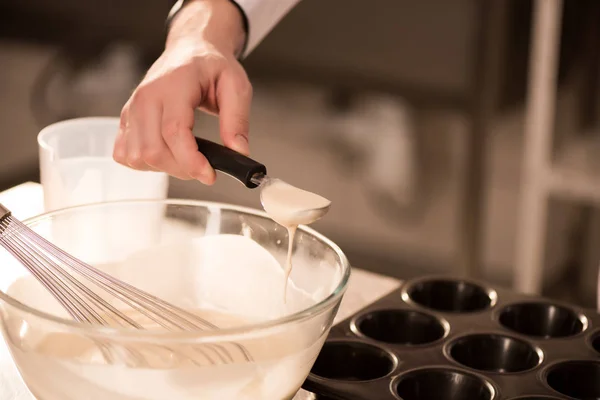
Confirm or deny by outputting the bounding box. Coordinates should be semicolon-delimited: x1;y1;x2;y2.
0;182;402;400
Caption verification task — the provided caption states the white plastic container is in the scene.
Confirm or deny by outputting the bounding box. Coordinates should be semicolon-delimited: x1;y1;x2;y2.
37;117;169;261
38;117;169;211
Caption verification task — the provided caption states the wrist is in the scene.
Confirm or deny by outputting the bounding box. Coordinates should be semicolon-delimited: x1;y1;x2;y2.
166;0;247;59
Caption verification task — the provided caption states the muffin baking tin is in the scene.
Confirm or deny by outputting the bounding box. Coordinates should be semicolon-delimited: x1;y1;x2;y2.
302;276;600;400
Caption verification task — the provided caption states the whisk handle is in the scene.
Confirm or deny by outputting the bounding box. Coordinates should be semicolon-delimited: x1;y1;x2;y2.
0;203;11;222
195;137;267;189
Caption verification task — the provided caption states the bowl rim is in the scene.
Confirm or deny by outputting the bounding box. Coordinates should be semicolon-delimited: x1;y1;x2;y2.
0;198;351;342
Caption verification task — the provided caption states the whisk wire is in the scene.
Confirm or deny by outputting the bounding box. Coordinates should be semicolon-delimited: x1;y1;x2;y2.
20;219;218;330
0;218;137;327
8;217;252;362
0;222;98;323
0;207;253;365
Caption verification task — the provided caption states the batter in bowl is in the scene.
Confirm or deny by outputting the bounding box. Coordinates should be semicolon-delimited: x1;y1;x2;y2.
4;234;327;400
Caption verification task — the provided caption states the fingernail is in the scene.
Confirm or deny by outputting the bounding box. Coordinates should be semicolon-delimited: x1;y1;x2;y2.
232;134;250;155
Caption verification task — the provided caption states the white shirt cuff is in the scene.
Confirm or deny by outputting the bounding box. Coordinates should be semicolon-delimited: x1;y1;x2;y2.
233;0;302;58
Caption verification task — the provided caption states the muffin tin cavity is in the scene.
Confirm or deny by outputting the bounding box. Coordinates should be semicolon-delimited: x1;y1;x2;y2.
406;279;493;313
355;309;446;345
545;360;600;399
498;302;584;338
394;368;494;400
448;334;541;373
310;341;395;382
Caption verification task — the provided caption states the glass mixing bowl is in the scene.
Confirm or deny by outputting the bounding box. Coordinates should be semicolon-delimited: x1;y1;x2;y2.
0;199;350;400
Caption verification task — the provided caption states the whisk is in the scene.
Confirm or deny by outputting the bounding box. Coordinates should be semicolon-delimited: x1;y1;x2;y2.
0;204;252;366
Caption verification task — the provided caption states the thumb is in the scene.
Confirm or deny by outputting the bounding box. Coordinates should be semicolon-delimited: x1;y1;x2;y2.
216;69;252;156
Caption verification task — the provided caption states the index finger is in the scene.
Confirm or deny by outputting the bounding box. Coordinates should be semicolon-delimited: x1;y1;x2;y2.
216;68;252;156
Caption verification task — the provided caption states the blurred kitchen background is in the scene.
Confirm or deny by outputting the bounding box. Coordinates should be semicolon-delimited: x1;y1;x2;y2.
1;0;600;307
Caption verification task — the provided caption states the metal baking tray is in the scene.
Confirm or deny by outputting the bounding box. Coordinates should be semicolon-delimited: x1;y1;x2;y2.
302;276;600;400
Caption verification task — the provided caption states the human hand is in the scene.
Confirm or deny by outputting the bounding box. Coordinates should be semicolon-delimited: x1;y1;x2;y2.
113;0;251;185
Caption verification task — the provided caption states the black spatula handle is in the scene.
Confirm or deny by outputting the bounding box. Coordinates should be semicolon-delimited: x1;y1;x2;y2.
194;137;267;188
